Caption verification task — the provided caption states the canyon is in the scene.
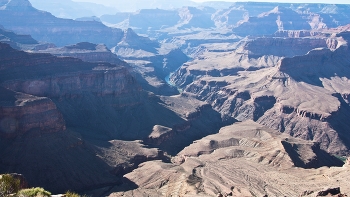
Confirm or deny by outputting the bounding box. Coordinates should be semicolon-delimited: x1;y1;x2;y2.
0;0;350;196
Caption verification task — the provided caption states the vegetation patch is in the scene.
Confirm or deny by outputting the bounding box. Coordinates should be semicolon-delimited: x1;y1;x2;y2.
17;187;51;197
0;174;21;197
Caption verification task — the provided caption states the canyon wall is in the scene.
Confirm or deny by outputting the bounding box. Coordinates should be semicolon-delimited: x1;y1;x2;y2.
170;34;350;155
0;87;65;137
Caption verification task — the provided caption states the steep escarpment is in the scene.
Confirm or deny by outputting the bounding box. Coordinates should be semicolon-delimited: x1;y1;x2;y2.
0;130;167;194
171;32;350;155
0;25;38;50
233;6;311;36
111;28;160;57
0;42;231;194
170;35;334;89
0;42;145;138
240;37;330;58
0;43;139;99
35;42;128;68
0;87;65;137
0;0;123;47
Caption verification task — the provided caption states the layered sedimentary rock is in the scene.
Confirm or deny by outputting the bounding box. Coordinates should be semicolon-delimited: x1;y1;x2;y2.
36;42;127;66
0;25;38;50
171;35;334;89
111;28;160;58
233;6;311;36
0;42;139;99
0;87;65;137
0;0;123;47
0;130;167;194
237;36;331;57
109;121;348;197
171;32;350;155
0;42;230;194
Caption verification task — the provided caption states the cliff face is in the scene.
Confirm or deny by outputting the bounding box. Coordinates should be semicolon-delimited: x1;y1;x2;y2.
0;43;142;138
0;0;123;47
0;42;139;99
0;42;167;193
0;25;38;49
233;6;311;36
170;33;350;155
111;28;160;57
0;87;65;137
3;68;139;99
170;36;332;89
239;37;330;58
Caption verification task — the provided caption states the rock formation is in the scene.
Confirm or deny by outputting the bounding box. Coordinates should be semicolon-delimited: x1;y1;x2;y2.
0;87;65;138
233;6;311;36
2;1;350;196
109;121;349;197
0;0;124;47
0;42;229;194
111;28;160;58
35;42;127;67
345;157;350;166
170;32;350;155
0;25;38;50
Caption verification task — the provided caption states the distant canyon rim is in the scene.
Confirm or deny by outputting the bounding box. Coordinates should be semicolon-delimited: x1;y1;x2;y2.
0;0;350;196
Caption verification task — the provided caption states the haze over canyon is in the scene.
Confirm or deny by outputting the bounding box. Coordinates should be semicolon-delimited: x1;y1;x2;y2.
0;0;350;196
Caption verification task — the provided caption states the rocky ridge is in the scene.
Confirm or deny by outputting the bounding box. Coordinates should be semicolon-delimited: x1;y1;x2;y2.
109;121;349;197
0;42;229;194
0;87;65;138
34;42;127;67
0;0;124;47
170;32;350;155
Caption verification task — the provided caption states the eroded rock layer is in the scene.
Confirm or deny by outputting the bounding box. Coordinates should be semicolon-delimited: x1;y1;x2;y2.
109;121;348;197
170;32;350;155
0;87;65;137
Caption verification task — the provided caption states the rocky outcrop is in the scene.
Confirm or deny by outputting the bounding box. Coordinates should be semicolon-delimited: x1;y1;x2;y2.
178;6;216;29
315;187;346;197
274;30;325;38
0;42;145;140
0;25;38;50
170;32;350;155
112;28;160;56
0;0;124;47
35;42;128;68
171;36;327;88
109;121;349;197
345;157;350;166
238;37;329;58
233;6;311;36
0;43;140;100
3;67;139;99
175;121;343;168
102;9;181;34
0;87;65;138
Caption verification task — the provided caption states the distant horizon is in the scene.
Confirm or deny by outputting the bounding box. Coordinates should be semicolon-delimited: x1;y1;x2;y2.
72;0;350;7
191;0;350;3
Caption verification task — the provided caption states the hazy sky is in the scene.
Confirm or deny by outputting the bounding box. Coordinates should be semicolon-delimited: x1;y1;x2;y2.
73;0;350;5
192;0;348;3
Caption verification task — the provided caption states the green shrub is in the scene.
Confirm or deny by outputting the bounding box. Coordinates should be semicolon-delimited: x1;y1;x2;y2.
65;191;82;197
17;187;51;197
0;174;21;197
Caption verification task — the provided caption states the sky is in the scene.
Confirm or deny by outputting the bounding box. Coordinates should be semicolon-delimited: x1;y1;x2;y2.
192;0;349;3
73;0;350;5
